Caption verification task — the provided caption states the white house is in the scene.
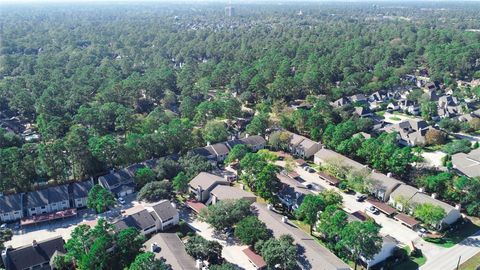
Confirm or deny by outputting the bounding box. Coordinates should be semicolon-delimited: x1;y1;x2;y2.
151;200;180;231
0;194;23;222
189;172;230;202
362;235;398;268
71;180;93;208
26;185;70;216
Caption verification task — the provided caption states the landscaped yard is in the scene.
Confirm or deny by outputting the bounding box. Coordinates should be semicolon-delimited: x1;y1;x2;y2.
460;252;480;270
424;219;480;248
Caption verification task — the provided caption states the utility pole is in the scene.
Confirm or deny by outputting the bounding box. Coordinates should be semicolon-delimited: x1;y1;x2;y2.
456;255;461;270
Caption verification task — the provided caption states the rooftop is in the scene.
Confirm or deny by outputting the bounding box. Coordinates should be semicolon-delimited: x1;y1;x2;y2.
189;172;229;191
152;200;178;221
0;193;22;213
210;185;256;202
3;237;66;270
452;148;480;178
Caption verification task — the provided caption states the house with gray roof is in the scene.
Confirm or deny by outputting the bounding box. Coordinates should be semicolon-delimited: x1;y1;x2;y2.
2;236;66;270
389;184;460;227
189;172;230;202
207;185;256;205
71;180;93;208
331;97;351;108
354;106;373;118
286;132;322;159
26;185;70;216
144;233;196;270
385;119;435;146
369;171;402;202
151;200;179;231
113;209;158;235
240;135;267;152
452;148;480;178
98;169;135;197
314;148;366;171
0;194;23;222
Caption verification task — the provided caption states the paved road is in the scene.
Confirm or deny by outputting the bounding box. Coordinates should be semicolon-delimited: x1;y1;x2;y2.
420;231;480;270
278;162;445;260
254;202;350;270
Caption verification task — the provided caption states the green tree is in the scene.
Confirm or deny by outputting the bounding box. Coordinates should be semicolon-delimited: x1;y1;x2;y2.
295;194;324;234
202;120;229;144
338;221;382;270
115;228;146;269
256;235;297;270
199;199;252;231
414;203;446;229
137;181;172;202
87;185;115;213
129;252;171;270
246;113;269;135
134;167;157;187
225;144;250;164
185;235;223;264
172;172;189;194
234;216;272;246
317;205;348;246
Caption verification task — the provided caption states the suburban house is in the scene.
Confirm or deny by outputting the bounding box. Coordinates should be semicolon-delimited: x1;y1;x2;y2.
113;200;179;235
207;185;256;205
98;169;136;197
437;95;466;118
369;171;402;202
451;148;480;178
331;97;351;108
1;237;66;270
349;94;368;104
71;180;93;208
277;174;311;211
362;235;398;268
113;209;158;235
0;194;23;222
125;163;146;178
389;184;461;227
188;172;230;203
384;119;435;146
354;106;373;118
192;135;267;164
26;185;70;216
314;148;366;172
285;132;322;159
144;233;197;270
150;200;180;231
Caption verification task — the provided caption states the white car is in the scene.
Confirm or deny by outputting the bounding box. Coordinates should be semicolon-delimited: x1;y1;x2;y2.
118;197;126;205
365;206;379;215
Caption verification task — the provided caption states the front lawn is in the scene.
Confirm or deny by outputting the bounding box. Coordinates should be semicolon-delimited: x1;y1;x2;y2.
372;246;426;270
424;219;480;248
460;252;480;270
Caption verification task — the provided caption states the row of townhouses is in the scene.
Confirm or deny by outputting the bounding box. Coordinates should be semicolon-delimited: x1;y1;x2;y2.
0;180;93;223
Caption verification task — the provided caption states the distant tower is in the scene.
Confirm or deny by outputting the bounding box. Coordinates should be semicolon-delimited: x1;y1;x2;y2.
225;0;235;17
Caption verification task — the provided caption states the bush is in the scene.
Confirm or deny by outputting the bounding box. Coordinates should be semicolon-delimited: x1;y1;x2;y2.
442;139;471;155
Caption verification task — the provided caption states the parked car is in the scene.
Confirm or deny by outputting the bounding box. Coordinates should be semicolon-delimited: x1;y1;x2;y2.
302;182;313;189
355;194;367;202
365;206;379;215
303;166;311;171
418;227;428;237
0;224;7;230
118;197;126;205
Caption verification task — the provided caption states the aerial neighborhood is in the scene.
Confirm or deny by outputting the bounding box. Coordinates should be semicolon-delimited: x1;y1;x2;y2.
1;1;480;270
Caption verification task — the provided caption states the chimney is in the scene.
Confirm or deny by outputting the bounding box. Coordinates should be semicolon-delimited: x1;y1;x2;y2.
245;133;249;138
171;202;177;209
455;204;461;211
419;187;425;193
372;169;376;173
431;193;437;199
32;240;38;248
196;185;203;201
387;172;392;178
206;141;210;146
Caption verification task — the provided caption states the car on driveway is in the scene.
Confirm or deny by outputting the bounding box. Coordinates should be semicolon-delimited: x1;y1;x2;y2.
365;206;380;215
355;194;368;202
117;197;126;205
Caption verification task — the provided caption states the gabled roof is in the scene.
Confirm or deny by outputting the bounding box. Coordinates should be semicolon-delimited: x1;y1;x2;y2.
189;172;229;191
314;148;366;171
113;209;156;232
210;143;230;156
370;171;402;193
99;169;133;189
152;200;178;222
4;237;66;270
243;247;267;269
72;180;93;199
0;194;22;213
241;135;266;146
210;185;256;202
26;185;69;208
452;148;480;178
190;146;215;158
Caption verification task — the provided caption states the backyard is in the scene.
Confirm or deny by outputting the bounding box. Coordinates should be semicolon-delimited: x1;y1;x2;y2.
424;219;480;248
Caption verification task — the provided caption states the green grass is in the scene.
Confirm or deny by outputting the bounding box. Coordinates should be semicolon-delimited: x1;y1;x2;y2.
389;116;402;121
460;252;480;270
372;246;426;270
424;220;480;248
375;111;386;117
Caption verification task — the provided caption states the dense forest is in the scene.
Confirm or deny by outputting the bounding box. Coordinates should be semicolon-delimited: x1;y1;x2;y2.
1;1;480;193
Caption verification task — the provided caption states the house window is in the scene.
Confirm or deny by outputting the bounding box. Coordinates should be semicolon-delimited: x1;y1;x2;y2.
41;206;46;209
31;208;35;211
